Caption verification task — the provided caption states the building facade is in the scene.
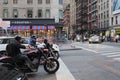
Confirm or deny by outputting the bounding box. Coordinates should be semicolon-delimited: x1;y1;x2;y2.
0;0;64;37
0;0;63;19
109;0;120;37
63;4;70;38
75;0;88;34
63;0;70;9
88;0;98;33
70;0;76;34
98;0;109;33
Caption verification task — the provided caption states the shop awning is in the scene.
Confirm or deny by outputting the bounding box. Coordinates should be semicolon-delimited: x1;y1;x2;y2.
32;26;47;30
48;26;55;30
11;26;30;30
9;26;55;30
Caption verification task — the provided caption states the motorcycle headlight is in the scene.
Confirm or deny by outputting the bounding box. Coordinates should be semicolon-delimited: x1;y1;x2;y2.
96;39;99;41
89;39;92;41
16;77;22;80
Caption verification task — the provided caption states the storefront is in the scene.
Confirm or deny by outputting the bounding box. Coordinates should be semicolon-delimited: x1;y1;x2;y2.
115;28;120;35
3;19;63;38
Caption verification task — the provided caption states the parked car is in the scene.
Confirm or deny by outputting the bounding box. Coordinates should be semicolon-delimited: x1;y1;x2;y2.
0;63;28;80
0;36;28;56
0;36;60;57
89;35;101;43
76;35;81;42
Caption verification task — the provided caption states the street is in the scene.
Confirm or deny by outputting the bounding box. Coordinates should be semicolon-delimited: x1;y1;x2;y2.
28;42;120;80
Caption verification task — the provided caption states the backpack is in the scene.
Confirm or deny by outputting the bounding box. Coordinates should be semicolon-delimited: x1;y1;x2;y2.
6;43;17;57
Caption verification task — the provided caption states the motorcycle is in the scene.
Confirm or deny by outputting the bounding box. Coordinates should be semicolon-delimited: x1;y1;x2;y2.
37;42;60;59
0;47;60;74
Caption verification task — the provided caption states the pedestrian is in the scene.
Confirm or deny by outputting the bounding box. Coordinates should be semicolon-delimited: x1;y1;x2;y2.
115;35;119;43
71;33;76;42
6;36;36;71
29;35;37;47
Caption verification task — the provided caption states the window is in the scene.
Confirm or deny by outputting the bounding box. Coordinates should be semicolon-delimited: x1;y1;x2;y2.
3;9;8;18
107;10;109;18
107;20;109;27
46;0;50;4
27;0;33;4
3;0;8;4
38;9;42;18
101;13;103;19
116;16;118;24
27;9;33;18
45;9;50;18
59;10;63;19
38;0;42;4
59;0;63;4
13;0;17;4
13;9;18;18
111;17;113;25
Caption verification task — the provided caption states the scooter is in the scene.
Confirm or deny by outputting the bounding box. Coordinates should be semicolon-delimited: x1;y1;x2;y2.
0;47;60;74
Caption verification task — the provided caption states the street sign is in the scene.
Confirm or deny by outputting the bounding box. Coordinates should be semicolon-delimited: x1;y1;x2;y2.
55;16;59;23
0;18;2;22
0;21;10;30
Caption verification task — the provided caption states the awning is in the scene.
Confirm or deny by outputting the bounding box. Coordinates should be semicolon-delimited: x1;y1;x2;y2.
11;26;30;30
48;26;55;30
9;26;55;30
32;26;47;30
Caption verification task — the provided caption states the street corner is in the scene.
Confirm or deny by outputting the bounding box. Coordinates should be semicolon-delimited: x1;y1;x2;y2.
59;43;82;51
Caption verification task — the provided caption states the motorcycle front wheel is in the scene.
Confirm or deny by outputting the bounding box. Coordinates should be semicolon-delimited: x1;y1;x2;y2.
44;58;59;74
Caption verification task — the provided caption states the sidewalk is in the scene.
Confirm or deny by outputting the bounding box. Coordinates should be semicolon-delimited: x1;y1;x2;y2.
59;42;81;51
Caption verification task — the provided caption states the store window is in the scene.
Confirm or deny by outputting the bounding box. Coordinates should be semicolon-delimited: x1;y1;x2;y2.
38;9;42;18
27;9;33;18
38;0;42;4
13;0;17;4
13;9;18;18
27;0;33;4
45;9;50;18
3;9;8;18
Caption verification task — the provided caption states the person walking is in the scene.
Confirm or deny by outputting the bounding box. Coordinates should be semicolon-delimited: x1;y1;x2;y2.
115;35;119;43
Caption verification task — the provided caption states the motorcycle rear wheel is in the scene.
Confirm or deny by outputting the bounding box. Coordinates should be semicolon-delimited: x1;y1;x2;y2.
44;58;59;74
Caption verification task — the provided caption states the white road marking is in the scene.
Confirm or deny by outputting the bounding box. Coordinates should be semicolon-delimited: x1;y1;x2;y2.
100;51;120;53
113;58;120;61
101;52;120;55
56;58;76;80
75;45;98;53
107;54;120;57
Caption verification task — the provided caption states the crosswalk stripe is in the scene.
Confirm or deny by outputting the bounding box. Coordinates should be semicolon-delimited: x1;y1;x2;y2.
113;58;120;61
107;54;120;57
99;51;120;53
101;52;120;55
56;58;76;80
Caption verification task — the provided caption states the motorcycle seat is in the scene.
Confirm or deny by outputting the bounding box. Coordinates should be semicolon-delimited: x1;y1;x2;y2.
0;56;14;63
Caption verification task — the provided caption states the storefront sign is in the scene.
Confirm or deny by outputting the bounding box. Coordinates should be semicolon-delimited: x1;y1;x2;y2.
11;21;32;24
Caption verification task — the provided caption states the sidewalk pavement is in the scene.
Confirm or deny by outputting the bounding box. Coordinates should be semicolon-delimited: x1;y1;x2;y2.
59;41;81;51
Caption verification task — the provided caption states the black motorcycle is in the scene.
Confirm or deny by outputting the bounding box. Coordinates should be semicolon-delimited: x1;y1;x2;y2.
41;44;60;60
0;47;60;74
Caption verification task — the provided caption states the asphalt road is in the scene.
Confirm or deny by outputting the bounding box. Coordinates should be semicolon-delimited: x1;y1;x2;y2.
102;41;120;47
28;42;120;80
